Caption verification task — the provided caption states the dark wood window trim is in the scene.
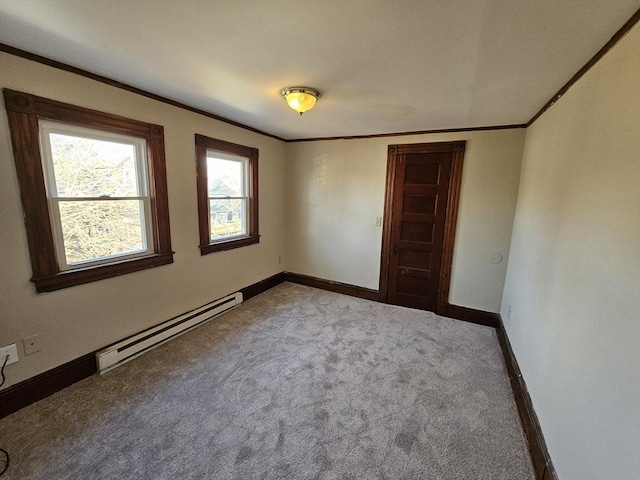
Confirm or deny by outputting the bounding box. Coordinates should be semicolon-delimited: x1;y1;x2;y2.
379;141;465;316
195;134;259;255
3;89;173;292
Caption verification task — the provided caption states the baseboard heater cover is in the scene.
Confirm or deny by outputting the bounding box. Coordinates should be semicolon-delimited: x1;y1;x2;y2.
96;292;242;373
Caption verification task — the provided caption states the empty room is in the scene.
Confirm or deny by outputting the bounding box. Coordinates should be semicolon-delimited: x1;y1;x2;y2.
0;1;638;479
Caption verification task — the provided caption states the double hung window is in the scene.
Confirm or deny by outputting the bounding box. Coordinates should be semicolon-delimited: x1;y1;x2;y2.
195;134;259;254
39;121;153;269
207;152;249;241
4;89;173;292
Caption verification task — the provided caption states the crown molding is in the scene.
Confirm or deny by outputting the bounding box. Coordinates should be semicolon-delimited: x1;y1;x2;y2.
527;8;640;127
0;43;286;142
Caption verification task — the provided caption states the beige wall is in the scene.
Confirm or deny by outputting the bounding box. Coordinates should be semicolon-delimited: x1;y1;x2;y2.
501;25;640;480
0;53;287;388
286;129;525;312
0;52;525;390
2;23;638;480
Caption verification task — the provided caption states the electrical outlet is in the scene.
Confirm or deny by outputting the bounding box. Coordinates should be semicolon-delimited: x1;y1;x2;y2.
278;256;282;265
24;335;42;355
0;344;18;365
507;305;512;320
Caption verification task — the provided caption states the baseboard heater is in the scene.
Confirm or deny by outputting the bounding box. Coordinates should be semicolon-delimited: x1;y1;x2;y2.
96;292;243;373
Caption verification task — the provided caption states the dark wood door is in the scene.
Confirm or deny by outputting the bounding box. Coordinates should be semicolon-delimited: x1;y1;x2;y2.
380;142;465;313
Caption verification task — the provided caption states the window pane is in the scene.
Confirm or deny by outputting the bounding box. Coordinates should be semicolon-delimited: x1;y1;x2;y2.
207;157;243;197
58;200;146;265
49;133;139;197
209;198;246;240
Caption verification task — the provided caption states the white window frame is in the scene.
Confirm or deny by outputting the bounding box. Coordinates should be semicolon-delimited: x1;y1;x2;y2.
206;150;250;242
39;120;154;270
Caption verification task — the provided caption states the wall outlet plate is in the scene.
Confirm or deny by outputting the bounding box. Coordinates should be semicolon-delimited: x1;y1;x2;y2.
24;335;42;355
0;343;18;365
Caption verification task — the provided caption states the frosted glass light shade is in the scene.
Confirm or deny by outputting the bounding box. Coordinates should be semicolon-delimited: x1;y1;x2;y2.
281;87;320;115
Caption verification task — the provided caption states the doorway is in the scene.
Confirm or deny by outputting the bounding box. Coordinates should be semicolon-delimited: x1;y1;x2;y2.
379;141;465;314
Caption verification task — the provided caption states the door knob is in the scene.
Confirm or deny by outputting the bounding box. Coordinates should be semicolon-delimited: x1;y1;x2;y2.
393;245;398;255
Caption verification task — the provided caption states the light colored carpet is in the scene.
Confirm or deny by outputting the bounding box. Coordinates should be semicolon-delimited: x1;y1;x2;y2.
0;282;535;479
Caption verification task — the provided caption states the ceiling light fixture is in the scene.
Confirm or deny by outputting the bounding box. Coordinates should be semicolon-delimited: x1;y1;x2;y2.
280;87;320;115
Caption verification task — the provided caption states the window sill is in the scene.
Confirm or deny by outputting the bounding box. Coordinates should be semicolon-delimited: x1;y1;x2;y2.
199;235;260;255
32;252;174;292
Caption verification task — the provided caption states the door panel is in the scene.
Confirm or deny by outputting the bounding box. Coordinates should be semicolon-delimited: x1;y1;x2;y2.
403;194;437;214
384;147;455;312
398;249;431;268
404;162;441;185
400;222;434;243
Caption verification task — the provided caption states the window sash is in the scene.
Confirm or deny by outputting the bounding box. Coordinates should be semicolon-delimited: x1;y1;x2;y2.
50;198;153;269
38;121;154;270
208;197;248;241
39;121;150;198
206;152;249;242
206;151;248;196
208;196;248;200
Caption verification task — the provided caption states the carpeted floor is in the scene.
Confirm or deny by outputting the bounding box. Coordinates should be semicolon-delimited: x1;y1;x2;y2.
0;282;535;479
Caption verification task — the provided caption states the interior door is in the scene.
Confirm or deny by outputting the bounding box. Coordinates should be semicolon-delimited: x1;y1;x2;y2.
380;142;465;313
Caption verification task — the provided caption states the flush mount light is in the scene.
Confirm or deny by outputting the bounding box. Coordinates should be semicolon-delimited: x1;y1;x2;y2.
280;87;320;115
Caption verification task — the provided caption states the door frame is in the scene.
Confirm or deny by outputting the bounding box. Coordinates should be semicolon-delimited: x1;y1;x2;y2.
378;141;466;316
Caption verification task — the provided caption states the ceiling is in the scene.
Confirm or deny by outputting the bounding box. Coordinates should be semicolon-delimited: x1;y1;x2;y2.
0;0;638;140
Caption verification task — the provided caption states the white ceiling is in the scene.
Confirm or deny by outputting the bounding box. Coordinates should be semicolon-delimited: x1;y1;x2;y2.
1;0;638;140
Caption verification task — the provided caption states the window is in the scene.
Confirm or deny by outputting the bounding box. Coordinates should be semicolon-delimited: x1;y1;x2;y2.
40;122;153;269
195;134;259;254
4;89;173;292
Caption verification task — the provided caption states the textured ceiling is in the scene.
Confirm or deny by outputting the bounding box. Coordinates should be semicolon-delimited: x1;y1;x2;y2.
0;0;638;140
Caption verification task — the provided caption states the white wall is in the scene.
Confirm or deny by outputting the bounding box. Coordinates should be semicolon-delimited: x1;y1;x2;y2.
0;53;287;388
286;129;525;312
501;25;640;480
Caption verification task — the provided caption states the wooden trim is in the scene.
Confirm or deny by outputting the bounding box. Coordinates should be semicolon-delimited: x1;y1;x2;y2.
1;264;555;480
378;147;399;302
436;142;465;314
148;129;173;255
5;107;57;279
195;136;211;250
287;124;526;143
542;468;559;480
6;89;155;136
497;315;559;480
0;353;96;419
33;253;174;292
285;272;379;302
0;43;524;143
199;235;260;255
249;144;259;243
0;272;287;418
3;89;174;292
4;6;639;144
195;134;260;255
378;141;466;316
445;304;499;328
240;272;286;301
528;8;640;127
195;135;258;158
0;43;285;142
285;273;505;331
